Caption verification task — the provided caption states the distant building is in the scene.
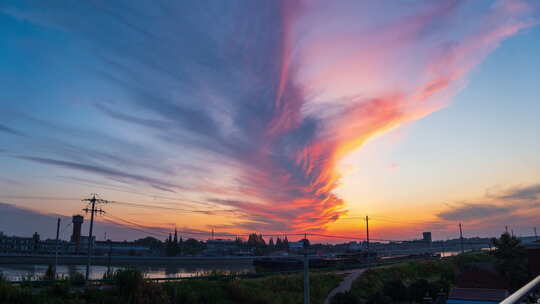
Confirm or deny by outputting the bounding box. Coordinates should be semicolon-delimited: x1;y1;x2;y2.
205;239;239;256
347;241;363;251
288;241;305;252
422;232;432;243
71;215;84;253
94;241;151;256
0;232;41;253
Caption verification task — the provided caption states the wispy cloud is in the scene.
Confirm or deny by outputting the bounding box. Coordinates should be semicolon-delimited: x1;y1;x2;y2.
438;203;513;221
437;183;540;226
0;123;24;136
494;184;540;201
17;156;183;192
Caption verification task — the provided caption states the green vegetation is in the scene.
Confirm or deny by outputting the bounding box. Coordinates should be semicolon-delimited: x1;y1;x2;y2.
339;259;456;304
0;269;342;304
163;271;342;304
492;232;528;289
2;233;528;303
331;233;530;303
329;251;499;304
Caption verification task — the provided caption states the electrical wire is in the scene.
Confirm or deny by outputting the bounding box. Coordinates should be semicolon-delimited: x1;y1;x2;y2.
102;213;168;238
106;200;238;215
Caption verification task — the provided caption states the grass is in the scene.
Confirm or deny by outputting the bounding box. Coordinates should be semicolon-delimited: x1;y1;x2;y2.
331;252;494;304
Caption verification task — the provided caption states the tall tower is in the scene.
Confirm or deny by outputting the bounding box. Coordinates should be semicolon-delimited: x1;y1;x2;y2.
71;215;84;253
422;232;432;243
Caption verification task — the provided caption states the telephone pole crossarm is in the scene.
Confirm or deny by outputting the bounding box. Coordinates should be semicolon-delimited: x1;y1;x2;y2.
82;194;109;281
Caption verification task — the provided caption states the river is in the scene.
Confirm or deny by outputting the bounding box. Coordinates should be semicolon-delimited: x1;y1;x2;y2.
0;263;255;281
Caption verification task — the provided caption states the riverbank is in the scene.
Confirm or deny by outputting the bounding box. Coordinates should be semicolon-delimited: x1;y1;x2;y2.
0;268;344;304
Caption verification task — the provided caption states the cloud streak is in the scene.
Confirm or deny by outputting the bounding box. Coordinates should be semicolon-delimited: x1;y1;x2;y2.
438;203;513;221
17;156;183;192
437;183;540;228
0;123;24;136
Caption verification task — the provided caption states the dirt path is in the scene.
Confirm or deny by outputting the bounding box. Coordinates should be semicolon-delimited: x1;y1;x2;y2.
324;269;366;304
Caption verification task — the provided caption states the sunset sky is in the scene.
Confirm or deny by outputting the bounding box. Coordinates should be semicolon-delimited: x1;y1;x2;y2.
1;0;539;242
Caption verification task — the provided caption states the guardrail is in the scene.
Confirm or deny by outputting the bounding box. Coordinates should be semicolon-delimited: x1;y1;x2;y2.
500;275;540;304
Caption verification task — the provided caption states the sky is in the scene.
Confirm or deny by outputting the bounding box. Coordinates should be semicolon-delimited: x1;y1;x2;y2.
0;0;539;242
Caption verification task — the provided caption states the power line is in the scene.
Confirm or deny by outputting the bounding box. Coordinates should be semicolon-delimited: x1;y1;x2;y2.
0;195;80;201
102;214;168;239
107;200;238;215
51;177;220;208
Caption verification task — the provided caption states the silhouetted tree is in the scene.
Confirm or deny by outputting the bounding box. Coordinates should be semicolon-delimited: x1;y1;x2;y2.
301;238;310;248
276;237;283;249
178;236;183;256
383;279;408;302
247;233;266;248
165;233;175;257
268;237;275;249
182;238;205;255
492;232;528;290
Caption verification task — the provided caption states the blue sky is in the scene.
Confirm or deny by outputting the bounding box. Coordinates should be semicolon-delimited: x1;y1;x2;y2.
0;0;539;241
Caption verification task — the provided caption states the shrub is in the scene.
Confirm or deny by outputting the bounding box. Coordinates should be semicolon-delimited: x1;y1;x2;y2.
114;268;145;300
330;291;359;304
113;268;168;304
44;279;71;298
409;279;431;303
102;269;115;281
69;272;86;286
382;279;408;301
42;264;56;281
0;275;34;304
366;291;392;304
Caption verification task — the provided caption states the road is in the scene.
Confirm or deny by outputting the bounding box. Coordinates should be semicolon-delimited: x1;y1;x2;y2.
324;268;367;304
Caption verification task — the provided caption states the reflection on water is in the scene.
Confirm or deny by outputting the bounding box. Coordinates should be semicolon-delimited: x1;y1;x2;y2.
0;263;255;281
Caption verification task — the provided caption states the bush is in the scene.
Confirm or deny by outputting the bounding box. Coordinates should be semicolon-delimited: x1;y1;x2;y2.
42;264;56;281
0;275;34;304
330;291;359;304
383;279;408;301
103;269;115;281
164;279;231;304
366;291;392;304
113;268;168;304
69;272;86;286
409;279;431;303
114;268;145;299
44;279;71;298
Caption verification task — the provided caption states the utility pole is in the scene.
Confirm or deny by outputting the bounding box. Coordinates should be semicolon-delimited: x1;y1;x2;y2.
535;227;538;241
365;215;371;266
441;240;445;258
54;217;61;277
82;194;107;281
459;223;464;254
107;240;112;276
303;233;310;304
365;215;370;251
